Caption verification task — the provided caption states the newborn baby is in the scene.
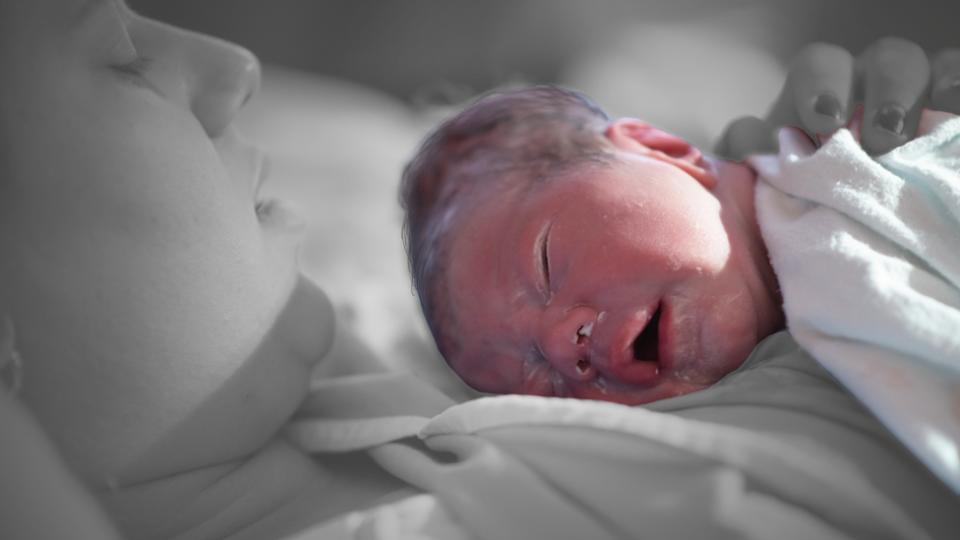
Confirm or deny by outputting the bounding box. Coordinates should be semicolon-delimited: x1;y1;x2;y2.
402;86;784;405
401;83;960;410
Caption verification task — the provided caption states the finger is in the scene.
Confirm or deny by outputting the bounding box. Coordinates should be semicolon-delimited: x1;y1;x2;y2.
929;47;960;113
857;37;930;155
779;125;818;158
816;103;865;147
784;43;856;139
847;103;865;146
714;115;779;162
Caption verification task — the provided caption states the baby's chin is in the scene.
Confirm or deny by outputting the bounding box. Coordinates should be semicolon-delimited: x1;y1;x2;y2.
564;377;714;407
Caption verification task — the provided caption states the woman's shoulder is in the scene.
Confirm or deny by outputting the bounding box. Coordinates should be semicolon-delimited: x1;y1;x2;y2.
0;395;122;540
98;437;410;540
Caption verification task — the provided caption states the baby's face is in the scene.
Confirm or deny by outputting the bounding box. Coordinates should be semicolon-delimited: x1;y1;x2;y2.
0;0;333;485
444;142;783;405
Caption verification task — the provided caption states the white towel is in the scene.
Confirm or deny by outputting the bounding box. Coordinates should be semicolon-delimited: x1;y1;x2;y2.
748;109;960;494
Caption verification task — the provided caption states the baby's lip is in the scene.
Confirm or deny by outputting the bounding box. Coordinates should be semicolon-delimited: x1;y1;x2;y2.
610;301;666;385
656;299;675;373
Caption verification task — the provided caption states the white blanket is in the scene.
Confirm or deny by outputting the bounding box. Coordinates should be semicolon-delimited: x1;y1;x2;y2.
749;109;960;494
286;333;958;540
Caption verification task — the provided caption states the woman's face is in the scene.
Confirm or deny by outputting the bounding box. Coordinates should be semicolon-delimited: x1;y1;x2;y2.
0;0;334;486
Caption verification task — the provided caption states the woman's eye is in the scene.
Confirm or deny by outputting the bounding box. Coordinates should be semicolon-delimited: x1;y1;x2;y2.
99;1;154;84
112;55;154;81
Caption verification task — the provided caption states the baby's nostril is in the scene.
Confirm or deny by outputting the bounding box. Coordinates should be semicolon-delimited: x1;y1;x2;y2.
574;322;594;345
576;358;591;374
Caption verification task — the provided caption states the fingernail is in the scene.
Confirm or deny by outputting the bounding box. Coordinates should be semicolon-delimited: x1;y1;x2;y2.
875;105;905;135
814;94;842;120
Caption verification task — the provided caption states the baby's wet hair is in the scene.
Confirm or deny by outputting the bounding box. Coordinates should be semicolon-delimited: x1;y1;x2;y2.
400;85;614;360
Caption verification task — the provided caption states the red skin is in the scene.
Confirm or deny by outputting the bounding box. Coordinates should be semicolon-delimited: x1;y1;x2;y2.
444;119;784;405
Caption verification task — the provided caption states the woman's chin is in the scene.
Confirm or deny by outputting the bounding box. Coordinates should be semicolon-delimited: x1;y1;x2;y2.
113;275;335;487
569;378;711;407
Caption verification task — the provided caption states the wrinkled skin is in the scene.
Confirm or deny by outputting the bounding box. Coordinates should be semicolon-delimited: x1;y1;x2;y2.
445;120;784;405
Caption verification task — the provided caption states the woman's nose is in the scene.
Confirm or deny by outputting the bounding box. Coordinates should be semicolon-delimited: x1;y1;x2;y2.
186;35;261;138
540;306;598;382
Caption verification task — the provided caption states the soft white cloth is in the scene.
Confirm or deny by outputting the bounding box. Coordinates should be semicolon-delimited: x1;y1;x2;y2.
286;334;959;540
281;493;475;540
749;109;960;494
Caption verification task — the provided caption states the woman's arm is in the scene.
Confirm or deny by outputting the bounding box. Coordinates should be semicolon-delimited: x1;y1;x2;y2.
0;394;123;540
716;37;960;159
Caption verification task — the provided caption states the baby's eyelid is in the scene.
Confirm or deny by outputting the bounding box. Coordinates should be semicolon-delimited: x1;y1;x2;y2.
535;222;553;299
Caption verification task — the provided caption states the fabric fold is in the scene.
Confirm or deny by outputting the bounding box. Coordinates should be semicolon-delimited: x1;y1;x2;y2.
749;110;960;494
286;416;430;453
288;334;958;539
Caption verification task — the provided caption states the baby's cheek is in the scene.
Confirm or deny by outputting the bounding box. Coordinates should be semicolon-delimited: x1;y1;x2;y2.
703;293;762;371
682;215;733;271
451;344;515;395
520;360;559;397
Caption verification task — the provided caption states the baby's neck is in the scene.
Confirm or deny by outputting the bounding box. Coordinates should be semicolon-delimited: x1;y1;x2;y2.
705;156;758;224
97;437;409;540
708;156;785;333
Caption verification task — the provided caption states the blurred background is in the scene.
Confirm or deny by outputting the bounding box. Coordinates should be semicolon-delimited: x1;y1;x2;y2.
129;0;956;398
134;0;954;149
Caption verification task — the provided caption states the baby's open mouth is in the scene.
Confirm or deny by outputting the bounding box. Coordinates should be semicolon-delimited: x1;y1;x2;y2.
632;303;661;363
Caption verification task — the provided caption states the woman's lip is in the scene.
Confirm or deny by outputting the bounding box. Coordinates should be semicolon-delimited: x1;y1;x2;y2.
256;198;306;232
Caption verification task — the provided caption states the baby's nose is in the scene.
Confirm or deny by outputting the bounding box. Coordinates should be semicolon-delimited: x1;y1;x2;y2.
540;307;599;382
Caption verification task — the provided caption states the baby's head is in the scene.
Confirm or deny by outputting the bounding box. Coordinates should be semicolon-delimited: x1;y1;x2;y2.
401;86;784;405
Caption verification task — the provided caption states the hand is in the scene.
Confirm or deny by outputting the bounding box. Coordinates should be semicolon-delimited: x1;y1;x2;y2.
715;37;960;160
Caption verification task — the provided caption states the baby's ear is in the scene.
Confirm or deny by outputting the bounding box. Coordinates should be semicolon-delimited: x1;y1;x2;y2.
605;119;717;189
